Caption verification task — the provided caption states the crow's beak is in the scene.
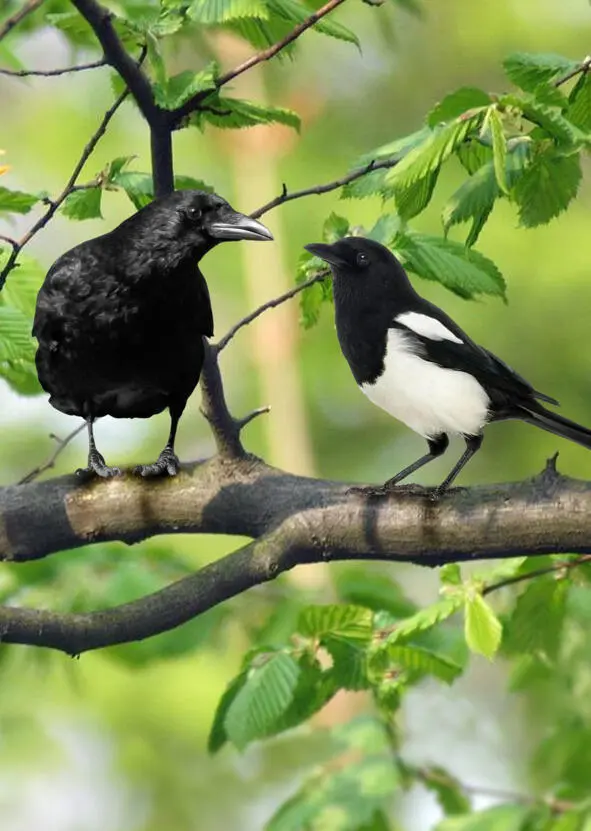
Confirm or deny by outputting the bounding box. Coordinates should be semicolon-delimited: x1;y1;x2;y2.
304;242;344;267
209;211;273;242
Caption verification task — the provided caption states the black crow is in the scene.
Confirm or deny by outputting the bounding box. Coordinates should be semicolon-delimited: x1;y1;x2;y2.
305;236;591;496
34;190;272;478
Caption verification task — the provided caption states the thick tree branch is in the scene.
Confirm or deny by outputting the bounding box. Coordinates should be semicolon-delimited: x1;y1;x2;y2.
0;81;133;288
0;0;44;42
0;59;107;77
2;458;591;653
169;0;349;125
69;0;158;122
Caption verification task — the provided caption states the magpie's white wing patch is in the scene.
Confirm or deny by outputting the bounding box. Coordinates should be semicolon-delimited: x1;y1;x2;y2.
395;312;463;344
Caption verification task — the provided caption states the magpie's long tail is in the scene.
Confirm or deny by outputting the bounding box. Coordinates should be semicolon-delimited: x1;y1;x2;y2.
522;405;591;449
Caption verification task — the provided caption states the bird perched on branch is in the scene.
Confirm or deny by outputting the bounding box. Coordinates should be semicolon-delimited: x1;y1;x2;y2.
34;189;273;478
304;236;591;497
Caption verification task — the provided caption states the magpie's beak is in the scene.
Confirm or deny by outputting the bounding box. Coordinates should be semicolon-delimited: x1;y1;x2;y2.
304;242;345;267
209;210;273;242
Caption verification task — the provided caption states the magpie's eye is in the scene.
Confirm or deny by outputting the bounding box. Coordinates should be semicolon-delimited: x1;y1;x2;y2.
356;252;369;267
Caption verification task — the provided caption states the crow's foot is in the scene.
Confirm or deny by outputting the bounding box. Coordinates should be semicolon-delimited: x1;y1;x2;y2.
76;449;121;480
134;447;180;478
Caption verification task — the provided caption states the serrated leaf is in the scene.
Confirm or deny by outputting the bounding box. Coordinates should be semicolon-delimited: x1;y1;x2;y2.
442;163;497;247
0;186;39;215
385;597;463;645
500;93;585;148
386;644;462;683
1;254;43;318
357;126;433;166
188;0;268;23
154;63;217;109
487;107;508;193
503;52;578;93
224;652;300;750
435;804;536;831
568;73;591;131
146;31;166;88
512;148;581;227
298;604;372;641
0;306;36;361
456;140;493;175
325;636;369;691
174;175;213;193
104;156;136;183
464;593;502;660
207;670;249;753
395;232;506;300
272;653;339;733
367;215;402;246
428;87;491;127
386;114;484;193
267;0;360;46
420;767;471;816
61;188;103;220
341;167;390;200
390;169;439;220
191;96;300;131
112;171;153;210
440;565;462;586
503;577;567;660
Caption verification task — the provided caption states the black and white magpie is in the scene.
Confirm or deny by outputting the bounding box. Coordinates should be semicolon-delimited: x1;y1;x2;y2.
304;236;591;496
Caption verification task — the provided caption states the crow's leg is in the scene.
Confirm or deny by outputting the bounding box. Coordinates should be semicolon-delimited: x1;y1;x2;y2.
76;419;121;479
431;433;483;499
349;435;449;496
134;407;182;478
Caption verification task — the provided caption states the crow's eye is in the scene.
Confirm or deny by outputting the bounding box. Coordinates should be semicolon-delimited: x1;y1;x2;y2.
356;252;369;267
187;206;202;220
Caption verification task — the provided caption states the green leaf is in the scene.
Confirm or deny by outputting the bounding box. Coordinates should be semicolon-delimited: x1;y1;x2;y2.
487;107;509;193
191;96;300;131
367;215;403;246
503;577;567;660
385;596;463;644
0;186;39;215
464;593;502;660
394;232;506;300
154;63;217;109
386;113;484;193
323;212;350;243
112;171;153;210
341;167;390;200
146;31;166;88
386;644;463;684
503;52;579;93
0;306;36;362
500;93;585;148
435;804;537;831
325;636;369;691
551;811;588;831
512;147;582;227
207;670;249;753
440;565;462;586
104;155;136;183
272;653;339;733
419;767;470;816
224;652;300;750
174;175;213;193
390;169;439;220
61;188;103;220
442;162;497;247
298;604;372;642
188;0;269;23
266;0;360;47
295;252;330;328
335;568;417;618
1;254;44;318
456;139;493;175
568;73;591;131
357;126;433;166
428;87;491;127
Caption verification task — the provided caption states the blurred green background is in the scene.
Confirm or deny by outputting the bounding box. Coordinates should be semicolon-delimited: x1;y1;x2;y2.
0;0;590;828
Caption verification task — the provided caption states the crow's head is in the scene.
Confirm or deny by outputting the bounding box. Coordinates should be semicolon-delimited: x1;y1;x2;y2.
123;190;273;260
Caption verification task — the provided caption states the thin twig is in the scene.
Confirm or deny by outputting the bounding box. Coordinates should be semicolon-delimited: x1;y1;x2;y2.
0;0;44;42
554;55;591;88
170;0;349;123
483;553;591;596
215;272;328;353
0;47;146;290
251;158;398;219
0;59;107;77
18;424;86;485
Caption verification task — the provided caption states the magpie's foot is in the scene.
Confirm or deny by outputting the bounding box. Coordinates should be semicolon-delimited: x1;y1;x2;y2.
134;448;180;478
76;450;121;480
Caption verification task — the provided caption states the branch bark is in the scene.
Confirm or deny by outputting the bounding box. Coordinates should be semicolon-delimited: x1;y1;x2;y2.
0;59;107;76
0;0;44;42
1;456;591;653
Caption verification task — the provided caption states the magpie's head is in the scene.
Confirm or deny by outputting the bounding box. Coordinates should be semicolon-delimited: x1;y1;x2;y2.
128;190;273;259
304;237;406;283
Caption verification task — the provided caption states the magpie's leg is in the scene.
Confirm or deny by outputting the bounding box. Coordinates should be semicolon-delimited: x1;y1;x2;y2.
76;419;121;479
349;434;449;496
134;407;182;478
432;433;483;498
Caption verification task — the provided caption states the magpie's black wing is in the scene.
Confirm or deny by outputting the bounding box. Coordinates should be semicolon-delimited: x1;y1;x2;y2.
392;301;558;412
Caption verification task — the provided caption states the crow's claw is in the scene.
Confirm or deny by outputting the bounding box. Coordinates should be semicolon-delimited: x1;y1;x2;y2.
134;448;180;478
76;449;121;480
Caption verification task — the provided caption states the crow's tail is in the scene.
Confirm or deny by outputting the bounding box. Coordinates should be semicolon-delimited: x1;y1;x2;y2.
522;404;591;449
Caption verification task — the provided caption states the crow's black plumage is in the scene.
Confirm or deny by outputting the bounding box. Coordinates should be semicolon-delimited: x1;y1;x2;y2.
34;189;273;478
305;236;591;496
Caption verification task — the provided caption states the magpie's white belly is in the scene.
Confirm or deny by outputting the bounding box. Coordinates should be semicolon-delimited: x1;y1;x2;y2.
360;329;490;439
